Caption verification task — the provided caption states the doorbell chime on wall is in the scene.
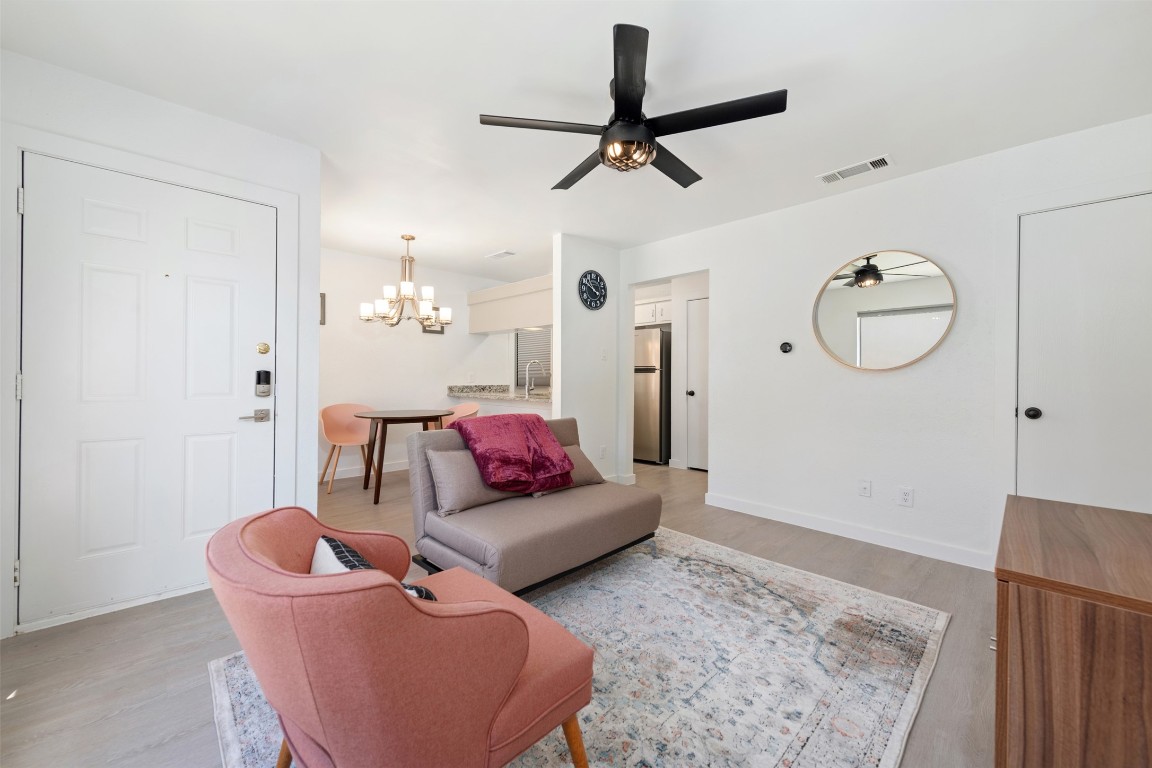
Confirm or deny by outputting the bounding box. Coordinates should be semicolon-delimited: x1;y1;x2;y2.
255;370;272;397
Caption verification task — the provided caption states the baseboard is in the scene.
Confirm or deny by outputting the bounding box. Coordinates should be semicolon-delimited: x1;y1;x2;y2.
704;492;995;571
14;581;210;634
669;459;687;470
609;473;637;485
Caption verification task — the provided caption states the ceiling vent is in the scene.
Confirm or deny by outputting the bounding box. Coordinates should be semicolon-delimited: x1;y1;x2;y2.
485;250;515;260
818;155;891;185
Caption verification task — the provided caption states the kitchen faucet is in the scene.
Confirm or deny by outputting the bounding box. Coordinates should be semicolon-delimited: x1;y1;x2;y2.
524;360;544;400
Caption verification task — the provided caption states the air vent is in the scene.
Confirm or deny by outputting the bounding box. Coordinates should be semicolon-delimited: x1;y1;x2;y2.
818;155;892;185
485;250;515;260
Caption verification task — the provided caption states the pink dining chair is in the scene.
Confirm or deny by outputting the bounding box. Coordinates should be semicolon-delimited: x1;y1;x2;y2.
206;507;593;768
440;402;480;429
319;403;374;494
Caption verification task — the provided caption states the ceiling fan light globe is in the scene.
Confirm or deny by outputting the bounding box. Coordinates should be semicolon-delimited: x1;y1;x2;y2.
855;268;883;288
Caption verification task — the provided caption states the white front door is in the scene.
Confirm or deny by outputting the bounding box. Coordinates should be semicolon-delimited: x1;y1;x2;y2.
19;153;278;625
1017;192;1152;513
686;298;709;471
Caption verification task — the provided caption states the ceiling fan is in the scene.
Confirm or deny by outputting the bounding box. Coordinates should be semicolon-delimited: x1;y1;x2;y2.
835;256;930;288
479;23;788;190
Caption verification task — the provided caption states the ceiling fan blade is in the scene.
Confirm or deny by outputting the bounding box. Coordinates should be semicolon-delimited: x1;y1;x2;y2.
651;142;702;188
613;24;649;121
880;259;929;272
552;151;603;190
842;278;856;287
646;89;788;137
480;115;605;135
833;274;854;280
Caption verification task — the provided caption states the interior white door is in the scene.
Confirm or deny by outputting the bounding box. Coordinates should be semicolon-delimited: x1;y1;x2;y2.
686;298;709;470
19;153;278;625
1017;192;1152;512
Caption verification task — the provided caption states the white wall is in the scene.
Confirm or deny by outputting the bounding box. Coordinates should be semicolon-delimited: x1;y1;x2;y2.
1;52;321;636
621;113;1152;570
320;247;506;475
552;234;624;481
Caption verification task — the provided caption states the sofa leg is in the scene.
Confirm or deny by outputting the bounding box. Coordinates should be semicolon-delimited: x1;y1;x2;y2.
276;738;292;768
561;714;588;768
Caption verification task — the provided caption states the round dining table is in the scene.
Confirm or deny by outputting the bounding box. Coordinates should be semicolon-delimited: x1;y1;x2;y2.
355;410;453;504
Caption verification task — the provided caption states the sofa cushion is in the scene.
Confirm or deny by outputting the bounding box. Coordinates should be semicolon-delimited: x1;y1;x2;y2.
426;449;519;516
532;445;604;497
310;536;437;600
422;482;662;592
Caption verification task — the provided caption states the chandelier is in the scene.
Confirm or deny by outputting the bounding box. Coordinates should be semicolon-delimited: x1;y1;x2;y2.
359;235;452;331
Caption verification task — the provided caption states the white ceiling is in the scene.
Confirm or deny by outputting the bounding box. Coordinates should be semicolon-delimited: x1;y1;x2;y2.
3;1;1151;281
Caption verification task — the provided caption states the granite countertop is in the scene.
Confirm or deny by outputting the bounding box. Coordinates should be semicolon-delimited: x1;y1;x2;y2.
447;384;552;404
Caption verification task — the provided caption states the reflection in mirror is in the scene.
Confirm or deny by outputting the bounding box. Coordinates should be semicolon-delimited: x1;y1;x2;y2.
813;250;956;370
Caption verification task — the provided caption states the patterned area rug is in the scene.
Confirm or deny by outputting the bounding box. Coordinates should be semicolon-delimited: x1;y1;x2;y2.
210;528;948;767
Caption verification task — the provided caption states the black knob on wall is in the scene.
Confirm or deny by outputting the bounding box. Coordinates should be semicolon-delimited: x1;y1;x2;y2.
1024;407;1043;420
686;390;696;397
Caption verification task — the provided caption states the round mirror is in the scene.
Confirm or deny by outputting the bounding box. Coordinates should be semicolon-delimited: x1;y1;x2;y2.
813;250;956;370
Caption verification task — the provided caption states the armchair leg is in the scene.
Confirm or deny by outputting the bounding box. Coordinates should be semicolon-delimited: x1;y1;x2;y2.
561;714;589;768
276;738;292;768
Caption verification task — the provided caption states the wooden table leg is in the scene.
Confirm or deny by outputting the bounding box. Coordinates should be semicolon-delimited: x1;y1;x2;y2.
372;423;388;504
362;419;379;490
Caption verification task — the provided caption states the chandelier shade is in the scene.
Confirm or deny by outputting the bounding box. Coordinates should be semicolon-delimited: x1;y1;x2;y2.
359;235;452;331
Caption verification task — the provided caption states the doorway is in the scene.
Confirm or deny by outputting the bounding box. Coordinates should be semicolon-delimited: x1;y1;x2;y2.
1017;191;1152;512
18;153;279;626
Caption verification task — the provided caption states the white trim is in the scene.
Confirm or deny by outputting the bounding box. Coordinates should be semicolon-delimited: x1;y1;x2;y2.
1;124;306;637
332;460;408;479
610;474;637;486
705;492;995;571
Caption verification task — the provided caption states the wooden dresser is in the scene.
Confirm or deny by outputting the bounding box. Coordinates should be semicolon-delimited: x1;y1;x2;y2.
995;495;1152;767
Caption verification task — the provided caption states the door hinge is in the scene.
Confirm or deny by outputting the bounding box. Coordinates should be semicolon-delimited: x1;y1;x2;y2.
15;373;22;401
13;560;19;588
17;187;24;215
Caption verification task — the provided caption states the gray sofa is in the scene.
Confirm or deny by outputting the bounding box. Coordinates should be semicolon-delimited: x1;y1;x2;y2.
406;417;662;593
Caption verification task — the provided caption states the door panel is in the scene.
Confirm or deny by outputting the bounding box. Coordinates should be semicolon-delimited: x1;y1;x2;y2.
686;298;709;470
1017;193;1152;512
19;153;277;624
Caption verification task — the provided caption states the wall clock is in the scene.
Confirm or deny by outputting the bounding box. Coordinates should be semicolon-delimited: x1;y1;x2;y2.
578;270;607;310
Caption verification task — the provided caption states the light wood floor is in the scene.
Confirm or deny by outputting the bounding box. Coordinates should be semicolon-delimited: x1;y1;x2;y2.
0;465;996;767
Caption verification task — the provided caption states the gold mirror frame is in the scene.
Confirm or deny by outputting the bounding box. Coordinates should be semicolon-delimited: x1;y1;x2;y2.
812;250;957;371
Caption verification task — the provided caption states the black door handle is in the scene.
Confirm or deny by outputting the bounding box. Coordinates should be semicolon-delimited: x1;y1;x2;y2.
686;390;695;397
1023;407;1042;420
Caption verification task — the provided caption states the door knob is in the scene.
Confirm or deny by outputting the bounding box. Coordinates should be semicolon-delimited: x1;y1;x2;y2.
239;408;271;422
686;390;696;397
1023;407;1042;420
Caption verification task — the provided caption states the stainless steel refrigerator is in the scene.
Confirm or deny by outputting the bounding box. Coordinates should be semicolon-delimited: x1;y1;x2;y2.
634;328;671;463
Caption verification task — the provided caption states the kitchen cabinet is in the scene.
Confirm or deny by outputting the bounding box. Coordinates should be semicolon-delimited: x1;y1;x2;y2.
634;302;656;326
994;495;1152;767
635;300;671;326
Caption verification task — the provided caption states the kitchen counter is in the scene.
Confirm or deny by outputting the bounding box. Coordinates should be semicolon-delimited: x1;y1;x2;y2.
447;384;551;404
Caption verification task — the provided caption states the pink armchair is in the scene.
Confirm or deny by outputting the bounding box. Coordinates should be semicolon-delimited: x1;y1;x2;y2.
206;507;593;768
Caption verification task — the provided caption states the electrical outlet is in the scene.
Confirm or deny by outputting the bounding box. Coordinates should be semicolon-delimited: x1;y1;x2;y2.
600;347;607;362
897;486;914;507
599;445;606;459
467;371;476;383
858;479;872;497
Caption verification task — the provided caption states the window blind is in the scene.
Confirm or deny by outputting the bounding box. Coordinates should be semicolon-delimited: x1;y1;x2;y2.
515;328;552;387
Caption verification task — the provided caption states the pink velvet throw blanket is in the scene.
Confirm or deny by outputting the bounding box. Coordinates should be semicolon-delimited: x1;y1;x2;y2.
451;413;574;494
